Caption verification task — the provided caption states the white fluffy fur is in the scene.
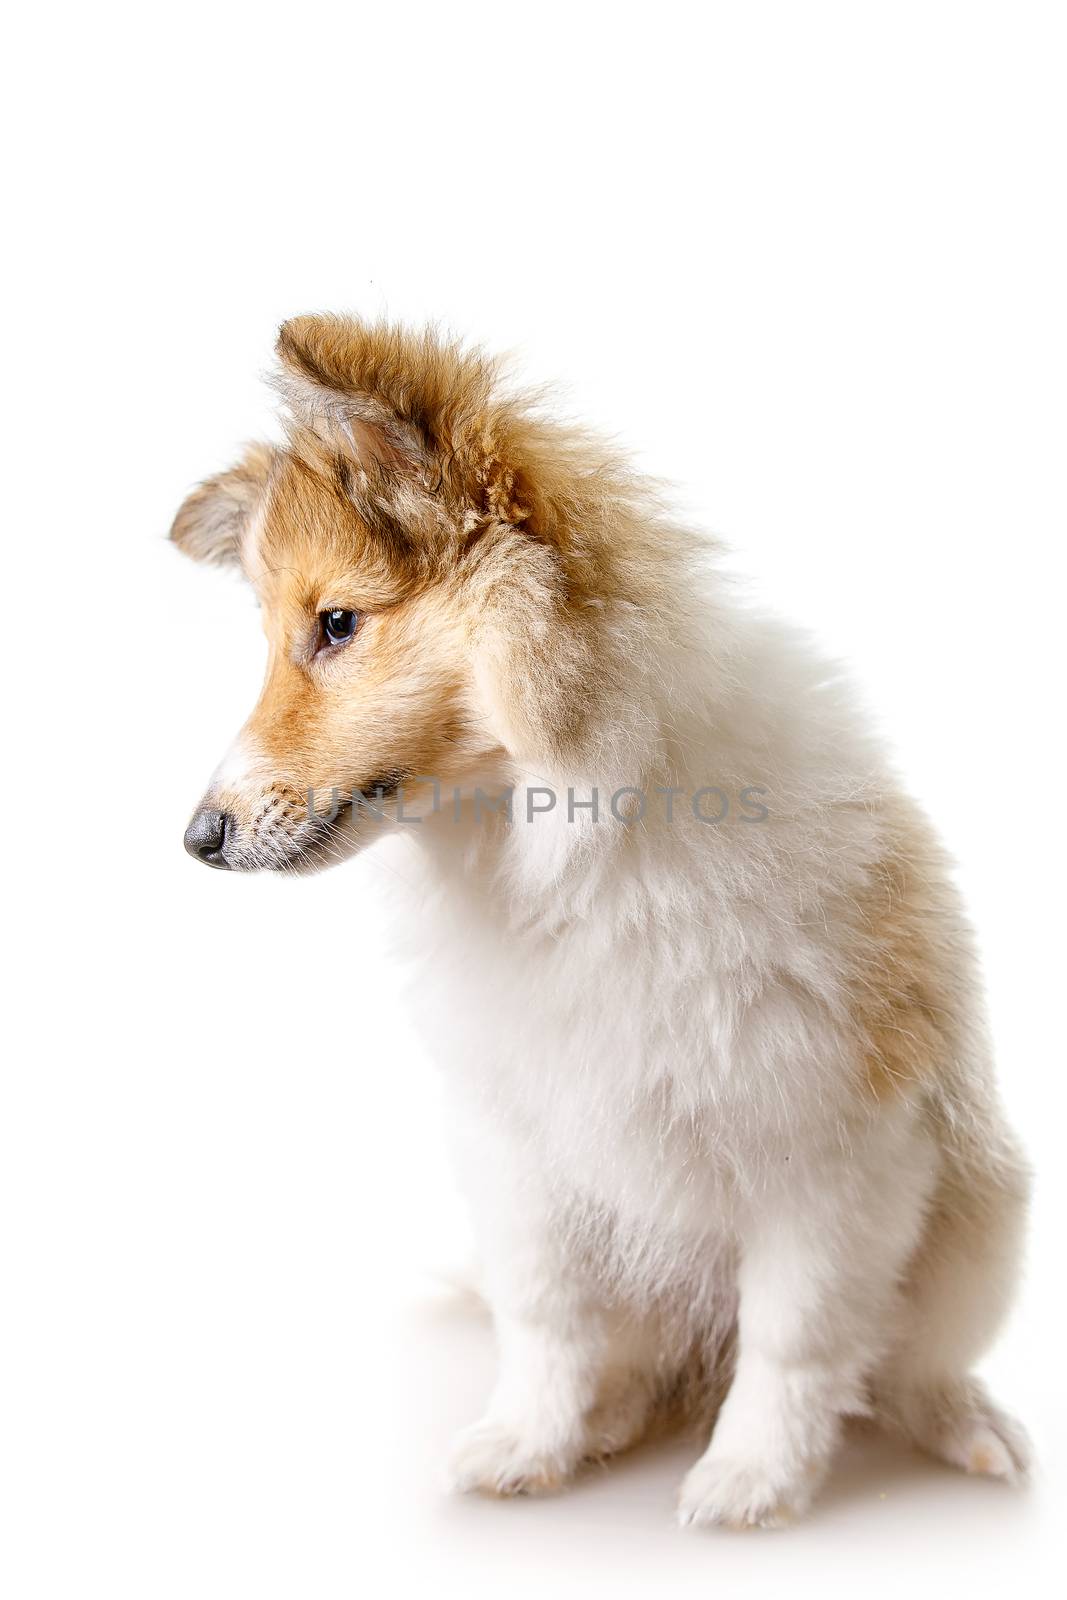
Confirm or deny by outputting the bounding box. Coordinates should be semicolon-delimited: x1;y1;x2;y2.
387;590;1029;1526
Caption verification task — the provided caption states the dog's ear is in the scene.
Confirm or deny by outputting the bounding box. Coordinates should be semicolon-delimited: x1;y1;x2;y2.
169;443;276;567
274;315;523;520
273;316;640;577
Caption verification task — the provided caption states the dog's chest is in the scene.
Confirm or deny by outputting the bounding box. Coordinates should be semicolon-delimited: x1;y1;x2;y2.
415;932;786;1242
399;843;849;1250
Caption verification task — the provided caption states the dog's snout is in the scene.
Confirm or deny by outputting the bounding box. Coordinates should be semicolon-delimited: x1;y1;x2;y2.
183;807;233;870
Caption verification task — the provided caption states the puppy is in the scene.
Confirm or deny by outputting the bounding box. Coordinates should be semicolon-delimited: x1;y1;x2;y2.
172;317;1030;1527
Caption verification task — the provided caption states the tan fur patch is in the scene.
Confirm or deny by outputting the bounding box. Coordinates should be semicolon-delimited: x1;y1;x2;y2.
262;317;701;772
849;801;964;1102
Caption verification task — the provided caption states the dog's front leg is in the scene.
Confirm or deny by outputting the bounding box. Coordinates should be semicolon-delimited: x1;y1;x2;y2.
678;1112;936;1529
447;1157;609;1496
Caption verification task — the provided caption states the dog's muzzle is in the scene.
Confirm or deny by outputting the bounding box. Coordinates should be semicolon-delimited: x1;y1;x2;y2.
183;807;233;870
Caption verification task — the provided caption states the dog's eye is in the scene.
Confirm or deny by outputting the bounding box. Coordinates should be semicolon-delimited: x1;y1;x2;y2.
320;608;360;646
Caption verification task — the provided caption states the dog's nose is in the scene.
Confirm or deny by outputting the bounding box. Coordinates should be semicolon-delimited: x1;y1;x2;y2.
183;807;233;869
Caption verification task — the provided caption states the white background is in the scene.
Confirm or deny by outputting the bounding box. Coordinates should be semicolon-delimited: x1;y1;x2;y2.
4;3;1065;1595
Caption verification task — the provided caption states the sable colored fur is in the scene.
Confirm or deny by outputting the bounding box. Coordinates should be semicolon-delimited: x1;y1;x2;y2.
172;318;1030;1528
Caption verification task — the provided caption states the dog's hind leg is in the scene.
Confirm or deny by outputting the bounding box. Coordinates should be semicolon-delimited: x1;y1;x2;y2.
870;1144;1031;1482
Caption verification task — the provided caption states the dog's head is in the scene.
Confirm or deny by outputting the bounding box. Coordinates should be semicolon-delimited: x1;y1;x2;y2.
173;317;675;872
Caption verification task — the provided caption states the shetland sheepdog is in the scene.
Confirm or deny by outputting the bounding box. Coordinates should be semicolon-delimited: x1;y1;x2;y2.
172;317;1029;1527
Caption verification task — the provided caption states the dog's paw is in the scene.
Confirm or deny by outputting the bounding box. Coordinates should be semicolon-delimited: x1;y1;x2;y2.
933;1400;1031;1485
677;1452;819;1531
446;1417;572;1497
877;1378;1031;1487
